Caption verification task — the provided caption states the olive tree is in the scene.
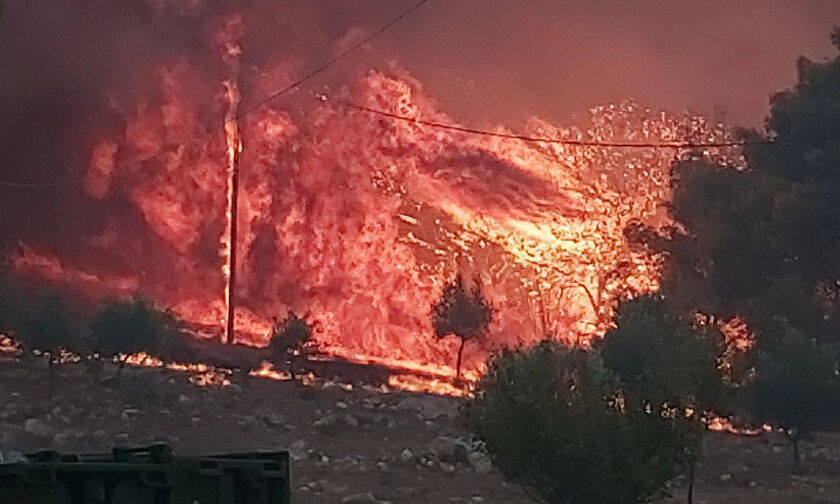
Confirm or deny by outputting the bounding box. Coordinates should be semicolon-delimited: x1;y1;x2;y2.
432;276;493;381
745;329;840;473
598;295;725;503
463;342;691;504
269;312;312;377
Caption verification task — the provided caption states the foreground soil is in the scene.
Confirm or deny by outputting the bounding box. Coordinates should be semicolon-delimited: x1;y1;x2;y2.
0;358;838;504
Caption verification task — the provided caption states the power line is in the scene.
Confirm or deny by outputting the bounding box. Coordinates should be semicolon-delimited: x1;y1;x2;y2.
0;0;431;190
332;98;776;149
233;0;431;122
0;176;90;189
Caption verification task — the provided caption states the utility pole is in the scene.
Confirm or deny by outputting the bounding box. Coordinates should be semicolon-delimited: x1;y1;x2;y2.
221;33;243;345
224;129;241;344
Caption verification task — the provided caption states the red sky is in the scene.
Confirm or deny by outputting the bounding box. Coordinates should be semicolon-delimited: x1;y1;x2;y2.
370;0;840;126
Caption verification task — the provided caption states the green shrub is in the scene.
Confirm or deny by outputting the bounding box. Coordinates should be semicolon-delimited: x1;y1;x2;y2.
598;295;726;502
463;342;690;504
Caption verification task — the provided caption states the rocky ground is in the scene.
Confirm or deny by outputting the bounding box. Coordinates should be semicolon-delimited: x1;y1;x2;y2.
0;358;839;503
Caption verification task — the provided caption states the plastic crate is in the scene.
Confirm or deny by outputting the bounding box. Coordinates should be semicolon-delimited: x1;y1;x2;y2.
0;443;290;504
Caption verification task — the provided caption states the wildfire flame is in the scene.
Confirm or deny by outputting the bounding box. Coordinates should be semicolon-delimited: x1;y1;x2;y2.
123;352;233;387
10;7;743;393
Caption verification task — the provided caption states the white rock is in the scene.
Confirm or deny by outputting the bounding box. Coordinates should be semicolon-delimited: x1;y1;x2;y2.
341;492;386;504
468;451;492;474
439;462;456;473
344;414;359;427
260;413;286;427
289;440;308;461
429;436;470;464
23;419;53;439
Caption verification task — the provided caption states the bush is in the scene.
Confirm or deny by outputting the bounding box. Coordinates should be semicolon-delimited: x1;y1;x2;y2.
16;291;82;359
745;329;840;473
90;298;181;366
432;276;493;379
464;343;691;504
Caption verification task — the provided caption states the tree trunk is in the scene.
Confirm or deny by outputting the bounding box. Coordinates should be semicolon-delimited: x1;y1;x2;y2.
792;436;802;475
687;459;696;504
455;338;466;382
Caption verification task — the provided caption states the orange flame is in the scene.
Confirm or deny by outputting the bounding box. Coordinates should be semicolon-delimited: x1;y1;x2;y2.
11;9;744;392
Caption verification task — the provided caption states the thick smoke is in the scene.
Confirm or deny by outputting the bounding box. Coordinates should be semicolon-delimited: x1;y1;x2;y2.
2;0;838;249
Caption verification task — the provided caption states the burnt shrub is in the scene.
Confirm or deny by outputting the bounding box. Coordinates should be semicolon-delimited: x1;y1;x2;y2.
90;298;182;369
269;312;313;366
463;342;691;504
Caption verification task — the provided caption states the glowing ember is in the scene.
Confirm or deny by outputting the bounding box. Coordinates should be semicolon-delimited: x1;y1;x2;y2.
388;374;468;397
0;335;22;358
122;352;232;387
707;417;772;436
248;360;292;381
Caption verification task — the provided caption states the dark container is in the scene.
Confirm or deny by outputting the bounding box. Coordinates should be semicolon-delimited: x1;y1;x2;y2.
0;443;290;504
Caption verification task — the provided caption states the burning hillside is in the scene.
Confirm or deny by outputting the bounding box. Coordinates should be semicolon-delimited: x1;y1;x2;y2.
8;4;740;380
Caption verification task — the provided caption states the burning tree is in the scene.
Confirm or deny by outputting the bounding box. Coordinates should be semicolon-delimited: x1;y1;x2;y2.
464;342;689;504
745;330;840;474
90;298;183;373
269;312;313;374
432;276;493;381
598;295;726;503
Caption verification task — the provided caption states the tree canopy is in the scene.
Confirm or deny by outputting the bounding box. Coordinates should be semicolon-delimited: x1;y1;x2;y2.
649;29;840;348
464;342;690;504
745;330;840;472
432;276;493;379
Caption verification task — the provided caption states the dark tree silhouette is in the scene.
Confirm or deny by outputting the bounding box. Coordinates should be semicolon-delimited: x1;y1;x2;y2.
746;330;840;474
432;276;493;381
644;29;840;348
16;291;82;398
464;342;691;504
625;31;840;479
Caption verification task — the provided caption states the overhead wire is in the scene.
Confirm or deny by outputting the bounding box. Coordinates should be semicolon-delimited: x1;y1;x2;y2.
329;97;775;149
0;0;781;189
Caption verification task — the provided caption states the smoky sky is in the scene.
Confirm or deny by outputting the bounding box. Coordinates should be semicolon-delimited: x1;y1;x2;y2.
0;0;839;252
